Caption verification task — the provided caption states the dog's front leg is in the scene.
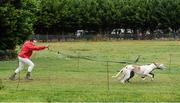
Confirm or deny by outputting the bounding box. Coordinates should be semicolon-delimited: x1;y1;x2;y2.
149;72;154;78
146;73;154;81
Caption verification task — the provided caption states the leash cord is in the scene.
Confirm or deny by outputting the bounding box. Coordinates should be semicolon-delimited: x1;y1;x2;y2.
48;49;140;64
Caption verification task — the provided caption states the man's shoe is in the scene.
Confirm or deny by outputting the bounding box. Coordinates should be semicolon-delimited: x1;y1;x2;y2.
24;72;33;80
24;77;33;80
9;73;16;80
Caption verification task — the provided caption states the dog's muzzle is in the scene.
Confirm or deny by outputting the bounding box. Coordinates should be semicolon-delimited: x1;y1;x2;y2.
158;64;166;70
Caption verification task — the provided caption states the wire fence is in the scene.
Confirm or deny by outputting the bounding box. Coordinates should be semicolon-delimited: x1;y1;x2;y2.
34;33;180;42
47;48;141;92
0;41;178;102
47;48;173;92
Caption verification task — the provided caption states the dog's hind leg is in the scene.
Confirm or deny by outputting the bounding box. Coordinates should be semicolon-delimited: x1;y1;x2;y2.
141;76;146;80
126;71;134;83
121;69;131;83
117;73;125;81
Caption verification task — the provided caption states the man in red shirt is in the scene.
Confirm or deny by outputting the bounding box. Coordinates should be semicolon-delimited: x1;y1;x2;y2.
9;38;48;80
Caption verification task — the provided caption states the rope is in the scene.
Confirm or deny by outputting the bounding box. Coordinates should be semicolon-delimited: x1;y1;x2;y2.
48;49;140;64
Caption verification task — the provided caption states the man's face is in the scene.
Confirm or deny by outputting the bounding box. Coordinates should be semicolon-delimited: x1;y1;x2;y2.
33;40;37;43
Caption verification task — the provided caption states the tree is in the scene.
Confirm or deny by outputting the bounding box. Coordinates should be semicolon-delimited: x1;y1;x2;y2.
0;0;38;59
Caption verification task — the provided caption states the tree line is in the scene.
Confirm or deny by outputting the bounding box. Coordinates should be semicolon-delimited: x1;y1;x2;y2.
36;0;180;34
0;0;180;55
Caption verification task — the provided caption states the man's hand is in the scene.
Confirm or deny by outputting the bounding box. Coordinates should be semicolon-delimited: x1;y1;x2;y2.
45;45;49;49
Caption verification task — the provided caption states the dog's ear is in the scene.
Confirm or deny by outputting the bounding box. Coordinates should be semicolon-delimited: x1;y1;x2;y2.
154;62;158;64
152;62;156;64
152;62;156;65
153;62;160;65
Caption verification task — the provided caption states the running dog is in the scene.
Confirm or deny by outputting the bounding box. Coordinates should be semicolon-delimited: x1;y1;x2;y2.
112;63;166;83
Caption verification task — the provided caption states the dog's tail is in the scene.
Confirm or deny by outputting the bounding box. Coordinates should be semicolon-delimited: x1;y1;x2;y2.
112;68;125;78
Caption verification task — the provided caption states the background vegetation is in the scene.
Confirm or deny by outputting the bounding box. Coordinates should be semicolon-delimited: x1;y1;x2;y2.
35;0;180;34
1;0;180;52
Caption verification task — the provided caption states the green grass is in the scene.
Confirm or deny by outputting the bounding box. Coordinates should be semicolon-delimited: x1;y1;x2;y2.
0;40;180;102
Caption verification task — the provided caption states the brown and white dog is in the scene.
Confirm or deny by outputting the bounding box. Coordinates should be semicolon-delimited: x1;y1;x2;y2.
112;63;166;83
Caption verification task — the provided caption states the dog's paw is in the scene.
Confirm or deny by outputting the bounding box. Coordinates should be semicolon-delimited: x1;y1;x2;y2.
142;77;146;80
151;78;154;81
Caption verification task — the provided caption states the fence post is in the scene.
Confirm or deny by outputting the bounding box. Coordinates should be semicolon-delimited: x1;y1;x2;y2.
77;52;80;70
106;61;110;91
169;54;172;73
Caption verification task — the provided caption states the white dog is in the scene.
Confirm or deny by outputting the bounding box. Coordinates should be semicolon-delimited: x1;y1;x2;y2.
112;63;166;83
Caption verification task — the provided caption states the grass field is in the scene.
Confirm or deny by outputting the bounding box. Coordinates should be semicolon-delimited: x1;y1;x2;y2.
0;40;180;102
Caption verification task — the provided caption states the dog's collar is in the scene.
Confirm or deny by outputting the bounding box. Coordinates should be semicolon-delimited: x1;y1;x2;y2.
153;62;159;69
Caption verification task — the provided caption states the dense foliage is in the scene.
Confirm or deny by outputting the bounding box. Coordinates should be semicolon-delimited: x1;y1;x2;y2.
0;0;38;59
35;0;180;35
0;0;180;56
